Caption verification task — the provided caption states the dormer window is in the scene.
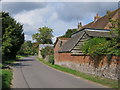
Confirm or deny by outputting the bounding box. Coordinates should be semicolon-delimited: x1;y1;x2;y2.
94;13;101;22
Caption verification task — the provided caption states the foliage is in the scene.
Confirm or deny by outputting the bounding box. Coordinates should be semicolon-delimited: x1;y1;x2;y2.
82;38;110;57
81;18;120;57
2;69;13;89
32;42;39;55
0;63;2;68
18;41;38;56
107;19;120;56
2;12;24;61
82;37;120;57
59;29;77;38
48;55;54;65
32;26;54;44
40;46;53;58
18;41;32;55
16;55;26;58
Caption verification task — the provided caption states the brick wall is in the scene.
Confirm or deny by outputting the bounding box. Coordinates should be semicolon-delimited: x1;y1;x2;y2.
54;52;120;80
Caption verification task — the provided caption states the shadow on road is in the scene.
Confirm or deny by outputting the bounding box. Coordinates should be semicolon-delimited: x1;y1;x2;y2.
11;58;34;67
17;59;34;62
12;63;31;67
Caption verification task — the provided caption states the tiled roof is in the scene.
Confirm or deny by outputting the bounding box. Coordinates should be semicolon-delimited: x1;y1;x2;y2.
79;8;119;30
53;37;70;48
57;37;70;40
85;29;110;37
59;31;85;53
59;29;113;53
57;8;119;53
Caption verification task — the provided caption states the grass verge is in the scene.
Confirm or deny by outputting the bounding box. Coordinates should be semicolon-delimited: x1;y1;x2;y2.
16;55;24;58
1;55;30;88
37;57;119;88
16;55;29;59
16;55;33;59
2;69;13;89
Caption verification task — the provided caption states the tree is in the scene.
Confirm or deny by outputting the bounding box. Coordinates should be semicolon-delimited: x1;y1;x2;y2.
40;46;53;58
81;18;120;57
18;41;32;55
32;26;54;44
18;41;38;55
2;12;24;61
32;42;39;54
60;29;77;38
107;18;120;55
109;19;120;42
82;37;109;57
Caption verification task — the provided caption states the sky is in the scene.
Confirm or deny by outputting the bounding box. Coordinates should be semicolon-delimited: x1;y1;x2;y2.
1;0;119;42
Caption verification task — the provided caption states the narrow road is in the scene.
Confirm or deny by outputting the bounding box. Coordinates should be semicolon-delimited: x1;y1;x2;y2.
12;56;107;88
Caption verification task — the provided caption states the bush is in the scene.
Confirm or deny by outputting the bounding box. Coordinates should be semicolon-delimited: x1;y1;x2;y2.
40;46;53;59
2;69;12;89
82;37;120;57
82;38;108;56
48;55;54;65
0;63;2;69
18;41;38;56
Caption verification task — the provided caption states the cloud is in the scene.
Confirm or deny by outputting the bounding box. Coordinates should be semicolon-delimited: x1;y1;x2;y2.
52;36;57;43
2;2;47;15
2;0;119;2
24;34;32;41
55;2;118;22
2;2;118;42
13;3;78;41
13;4;59;41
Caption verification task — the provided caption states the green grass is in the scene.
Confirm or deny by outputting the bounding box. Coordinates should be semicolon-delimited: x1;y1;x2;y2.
16;55;24;58
2;69;13;89
16;55;33;59
37;57;119;88
16;55;28;59
4;60;16;65
1;55;28;88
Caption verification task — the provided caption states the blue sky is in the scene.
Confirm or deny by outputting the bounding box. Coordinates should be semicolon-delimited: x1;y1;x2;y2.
1;1;118;42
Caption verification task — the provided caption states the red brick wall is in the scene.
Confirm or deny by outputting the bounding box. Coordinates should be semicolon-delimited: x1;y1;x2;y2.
56;53;120;65
54;51;120;80
54;38;120;80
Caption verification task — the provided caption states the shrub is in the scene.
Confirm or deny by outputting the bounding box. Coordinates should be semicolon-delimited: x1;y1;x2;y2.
82;38;108;57
40;46;53;59
82;37;120;57
48;55;54;65
0;63;2;68
2;69;12;89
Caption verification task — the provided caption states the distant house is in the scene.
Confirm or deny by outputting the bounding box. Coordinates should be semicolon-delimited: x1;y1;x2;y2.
38;44;53;58
54;8;120;80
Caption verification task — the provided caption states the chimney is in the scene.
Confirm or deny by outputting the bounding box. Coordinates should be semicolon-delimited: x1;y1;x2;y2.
106;10;111;15
94;13;101;22
78;22;82;30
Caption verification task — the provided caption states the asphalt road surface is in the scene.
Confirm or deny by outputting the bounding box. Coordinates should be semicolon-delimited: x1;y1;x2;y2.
12;56;107;88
